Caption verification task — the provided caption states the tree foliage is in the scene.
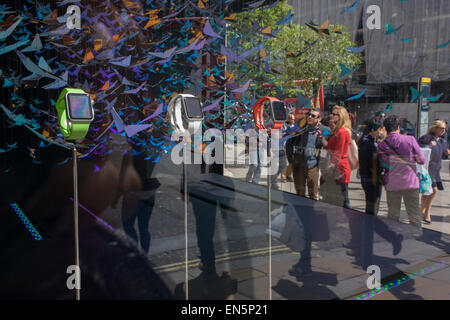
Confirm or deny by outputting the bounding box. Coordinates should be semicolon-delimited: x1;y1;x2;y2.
228;0;362;98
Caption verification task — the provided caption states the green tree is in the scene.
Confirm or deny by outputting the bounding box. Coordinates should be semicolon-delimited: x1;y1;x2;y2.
228;0;361;99
269;23;361;98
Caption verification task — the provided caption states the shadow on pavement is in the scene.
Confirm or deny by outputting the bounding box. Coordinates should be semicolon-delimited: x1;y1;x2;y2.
272;273;338;300
174;272;238;300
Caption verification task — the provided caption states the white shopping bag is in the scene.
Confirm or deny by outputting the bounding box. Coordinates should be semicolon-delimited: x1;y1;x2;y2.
417;148;433;196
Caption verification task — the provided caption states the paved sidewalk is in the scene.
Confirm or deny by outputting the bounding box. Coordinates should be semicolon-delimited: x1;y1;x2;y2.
201;160;450;300
206;251;450;300
101;155;449;300
152;170;450;300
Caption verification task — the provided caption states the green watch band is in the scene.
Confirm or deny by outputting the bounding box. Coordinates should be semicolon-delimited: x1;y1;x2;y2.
56;88;94;141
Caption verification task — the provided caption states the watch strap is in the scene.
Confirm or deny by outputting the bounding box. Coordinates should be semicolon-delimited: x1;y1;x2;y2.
55;88;92;141
168;96;184;133
253;97;281;131
189;120;202;135
272;122;284;130
168;94;203;135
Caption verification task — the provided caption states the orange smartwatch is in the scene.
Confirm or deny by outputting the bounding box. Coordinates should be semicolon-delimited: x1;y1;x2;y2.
253;97;287;132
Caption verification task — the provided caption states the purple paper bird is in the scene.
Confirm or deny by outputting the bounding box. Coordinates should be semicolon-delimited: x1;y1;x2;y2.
203;20;223;39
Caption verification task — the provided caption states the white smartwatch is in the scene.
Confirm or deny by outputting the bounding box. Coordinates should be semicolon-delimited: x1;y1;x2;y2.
168;94;203;135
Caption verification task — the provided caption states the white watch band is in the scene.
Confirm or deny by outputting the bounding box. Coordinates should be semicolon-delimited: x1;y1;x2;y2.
189;120;202;135
168;94;202;135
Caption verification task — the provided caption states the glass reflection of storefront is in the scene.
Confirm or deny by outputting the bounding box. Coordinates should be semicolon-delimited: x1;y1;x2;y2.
0;0;449;301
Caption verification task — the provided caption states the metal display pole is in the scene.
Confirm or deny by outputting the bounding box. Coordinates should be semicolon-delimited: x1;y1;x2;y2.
224;23;228;128
184;147;189;300
167;94;203;301
54;89;95;301
267;140;272;301
72;143;80;301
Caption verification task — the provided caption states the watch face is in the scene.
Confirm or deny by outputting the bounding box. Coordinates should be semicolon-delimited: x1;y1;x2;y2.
183;97;203;119
272;101;287;122
67;93;93;120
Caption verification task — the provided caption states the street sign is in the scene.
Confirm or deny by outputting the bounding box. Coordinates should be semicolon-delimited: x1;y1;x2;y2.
417;78;431;138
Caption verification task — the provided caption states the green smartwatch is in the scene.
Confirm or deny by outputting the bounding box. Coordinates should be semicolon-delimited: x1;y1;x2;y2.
55;88;95;141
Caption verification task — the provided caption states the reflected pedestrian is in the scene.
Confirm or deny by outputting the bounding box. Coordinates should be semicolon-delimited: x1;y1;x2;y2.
287;108;328;200
246;128;264;184
120;152;159;253
378;116;425;228
418;120;449;224
320;106;352;208
269;131;287;191
347;117;403;261
281;113;296;183
358;116;385;216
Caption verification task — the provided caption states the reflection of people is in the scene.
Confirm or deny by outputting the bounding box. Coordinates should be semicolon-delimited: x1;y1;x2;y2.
175;135;240;298
378;116;425;228
320;106;352;208
178;128;220;274
358;117;385;216
287;108;328;200
281;113;296;182
346;117;404;260
442;120;449;160
353;213;403;268
288;209;313;279
120;152;160;253
246;128;264;184
269;129;287;190
287;204;331;280
418;120;449;224
190;156;232;274
190;165;223;274
191;196;218;274
185;163;238;299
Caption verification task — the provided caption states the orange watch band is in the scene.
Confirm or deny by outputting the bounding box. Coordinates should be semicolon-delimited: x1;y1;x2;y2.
253;97;284;131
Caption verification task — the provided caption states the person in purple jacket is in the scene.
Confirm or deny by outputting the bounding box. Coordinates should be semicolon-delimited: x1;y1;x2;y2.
378;116;426;228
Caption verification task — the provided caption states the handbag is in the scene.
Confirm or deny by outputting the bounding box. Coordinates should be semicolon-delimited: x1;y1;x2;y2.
417;147;433;195
348;139;359;171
